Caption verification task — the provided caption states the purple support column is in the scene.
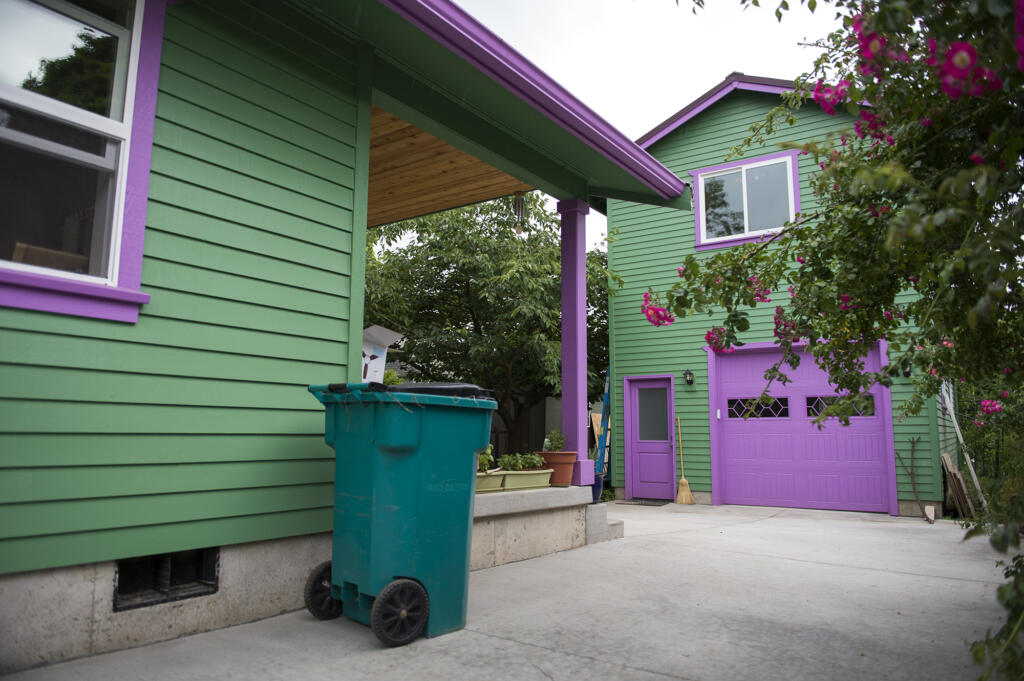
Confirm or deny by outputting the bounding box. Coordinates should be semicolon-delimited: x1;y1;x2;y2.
557;199;595;486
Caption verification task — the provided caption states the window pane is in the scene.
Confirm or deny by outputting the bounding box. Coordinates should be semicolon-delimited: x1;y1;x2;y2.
637;388;668;440
0;0;119;117
746;161;790;232
728;397;789;418
703;170;744;238
0;140;116;276
0;103;107;154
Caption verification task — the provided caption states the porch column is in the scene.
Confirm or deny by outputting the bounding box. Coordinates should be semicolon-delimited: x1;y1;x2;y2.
557;198;594;487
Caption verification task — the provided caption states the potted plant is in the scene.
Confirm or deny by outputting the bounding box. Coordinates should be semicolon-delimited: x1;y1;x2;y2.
539;429;576;487
497;452;552;491
475;445;504;493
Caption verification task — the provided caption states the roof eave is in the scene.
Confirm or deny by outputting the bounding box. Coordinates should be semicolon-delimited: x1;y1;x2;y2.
378;0;685;201
637;72;795;149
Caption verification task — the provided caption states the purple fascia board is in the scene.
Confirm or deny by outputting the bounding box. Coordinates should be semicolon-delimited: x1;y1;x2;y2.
691;149;801;252
377;0;685;201
639;73;794;149
1;0;165;323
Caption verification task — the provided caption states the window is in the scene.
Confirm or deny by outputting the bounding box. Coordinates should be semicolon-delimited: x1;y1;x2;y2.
114;548;219;611
806;395;876;418
0;0;159;322
692;151;799;250
727;397;789;418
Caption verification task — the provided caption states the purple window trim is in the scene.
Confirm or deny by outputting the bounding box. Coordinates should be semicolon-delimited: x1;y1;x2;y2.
705;341;899;515
639;79;792;149
691;149;801;252
0;0;166;324
377;0;685;201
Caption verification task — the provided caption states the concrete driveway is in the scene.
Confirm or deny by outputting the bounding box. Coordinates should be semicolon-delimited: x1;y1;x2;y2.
8;504;1007;681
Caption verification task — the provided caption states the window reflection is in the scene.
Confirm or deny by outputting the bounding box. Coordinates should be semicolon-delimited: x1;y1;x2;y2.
0;0;118;117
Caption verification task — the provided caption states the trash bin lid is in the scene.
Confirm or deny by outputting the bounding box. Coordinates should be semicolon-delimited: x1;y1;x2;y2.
325;381;495;400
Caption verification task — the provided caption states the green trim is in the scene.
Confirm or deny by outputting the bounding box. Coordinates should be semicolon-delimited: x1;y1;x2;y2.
347;44;374;379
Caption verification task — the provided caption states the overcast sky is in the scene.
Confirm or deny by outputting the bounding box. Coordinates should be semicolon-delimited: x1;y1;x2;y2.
453;0;844;248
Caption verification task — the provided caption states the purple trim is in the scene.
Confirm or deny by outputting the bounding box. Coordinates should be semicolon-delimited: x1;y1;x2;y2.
692;150;801;252
639;73;794;149
877;340;900;515
558;199;594;487
0;0;165;323
622;374;676;500
118;0;166;293
704;346;722;505
378;0;684;201
706;342;898;513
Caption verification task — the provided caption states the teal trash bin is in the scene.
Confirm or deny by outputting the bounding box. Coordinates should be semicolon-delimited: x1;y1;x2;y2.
305;381;496;646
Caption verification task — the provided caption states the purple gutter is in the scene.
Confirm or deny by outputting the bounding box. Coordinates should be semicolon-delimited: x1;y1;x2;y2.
638;73;794;149
378;0;685;201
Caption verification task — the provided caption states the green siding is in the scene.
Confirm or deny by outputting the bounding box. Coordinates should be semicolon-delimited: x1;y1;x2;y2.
608;91;943;504
0;2;367;574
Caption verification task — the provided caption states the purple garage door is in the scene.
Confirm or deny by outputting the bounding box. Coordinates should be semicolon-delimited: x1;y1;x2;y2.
714;348;893;513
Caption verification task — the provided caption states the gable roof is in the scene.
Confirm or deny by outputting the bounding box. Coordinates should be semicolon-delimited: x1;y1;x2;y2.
637;73;794;149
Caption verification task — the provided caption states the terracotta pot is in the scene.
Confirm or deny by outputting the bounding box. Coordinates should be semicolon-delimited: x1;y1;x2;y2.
539;451;576;486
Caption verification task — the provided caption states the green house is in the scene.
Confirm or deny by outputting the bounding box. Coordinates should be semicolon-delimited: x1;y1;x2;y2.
607;73;949;516
0;0;687;670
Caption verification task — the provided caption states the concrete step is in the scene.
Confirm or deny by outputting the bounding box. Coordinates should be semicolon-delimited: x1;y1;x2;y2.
607;518;624;540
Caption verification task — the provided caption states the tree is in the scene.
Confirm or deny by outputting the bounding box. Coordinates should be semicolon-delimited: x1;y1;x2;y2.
365;193;620;454
22;30;116;116
649;1;1023;676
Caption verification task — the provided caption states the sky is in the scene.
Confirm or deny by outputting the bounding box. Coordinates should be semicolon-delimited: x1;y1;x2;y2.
453;0;844;249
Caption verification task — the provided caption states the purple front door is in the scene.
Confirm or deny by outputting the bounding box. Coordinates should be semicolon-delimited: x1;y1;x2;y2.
625;375;676;500
712;347;894;513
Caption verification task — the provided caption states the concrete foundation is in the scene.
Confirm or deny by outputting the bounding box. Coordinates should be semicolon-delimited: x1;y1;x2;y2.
0;533;332;675
1;487;616;674
898;499;945;518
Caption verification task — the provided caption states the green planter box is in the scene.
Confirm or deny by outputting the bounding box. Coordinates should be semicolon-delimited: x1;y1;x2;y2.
476;471;505;493
502;469;553;491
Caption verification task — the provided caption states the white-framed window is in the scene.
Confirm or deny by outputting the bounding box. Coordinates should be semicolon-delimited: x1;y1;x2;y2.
692;150;799;249
0;0;143;284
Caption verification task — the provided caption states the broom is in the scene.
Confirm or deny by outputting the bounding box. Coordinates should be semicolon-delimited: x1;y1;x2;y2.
675;417;695;504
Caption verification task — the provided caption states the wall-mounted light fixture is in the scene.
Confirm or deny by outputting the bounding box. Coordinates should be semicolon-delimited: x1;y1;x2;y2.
901;364;912;378
683;369;695;386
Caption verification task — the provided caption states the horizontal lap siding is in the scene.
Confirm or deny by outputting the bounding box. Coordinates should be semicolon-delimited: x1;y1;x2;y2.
0;2;362;574
609;92;941;502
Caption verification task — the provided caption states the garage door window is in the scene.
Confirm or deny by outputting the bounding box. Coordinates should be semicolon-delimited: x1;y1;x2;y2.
806;395;876;417
727;397;789;418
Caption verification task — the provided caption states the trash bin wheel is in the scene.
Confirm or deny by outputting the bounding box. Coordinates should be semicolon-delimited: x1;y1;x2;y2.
371;578;429;647
304;561;342;620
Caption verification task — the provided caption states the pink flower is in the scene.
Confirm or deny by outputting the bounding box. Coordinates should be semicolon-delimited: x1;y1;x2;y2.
972;419;986;428
970;152;984;164
942;340;954;348
926;38;940;67
1001;390;1010;398
921;117;932;127
796;256;806;264
705;327;735;354
980;400;1003;415
677;266;686;277
642;292;674;326
812;79;851;116
943;43;977;79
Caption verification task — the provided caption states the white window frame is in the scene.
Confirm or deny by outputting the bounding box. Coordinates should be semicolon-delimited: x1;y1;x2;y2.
0;0;145;287
695;152;797;248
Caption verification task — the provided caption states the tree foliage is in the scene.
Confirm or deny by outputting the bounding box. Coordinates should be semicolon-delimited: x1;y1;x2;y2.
654;1;1022;675
365;194;620;454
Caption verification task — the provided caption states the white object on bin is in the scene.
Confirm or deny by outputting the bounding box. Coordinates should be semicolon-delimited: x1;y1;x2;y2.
361;325;403;382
